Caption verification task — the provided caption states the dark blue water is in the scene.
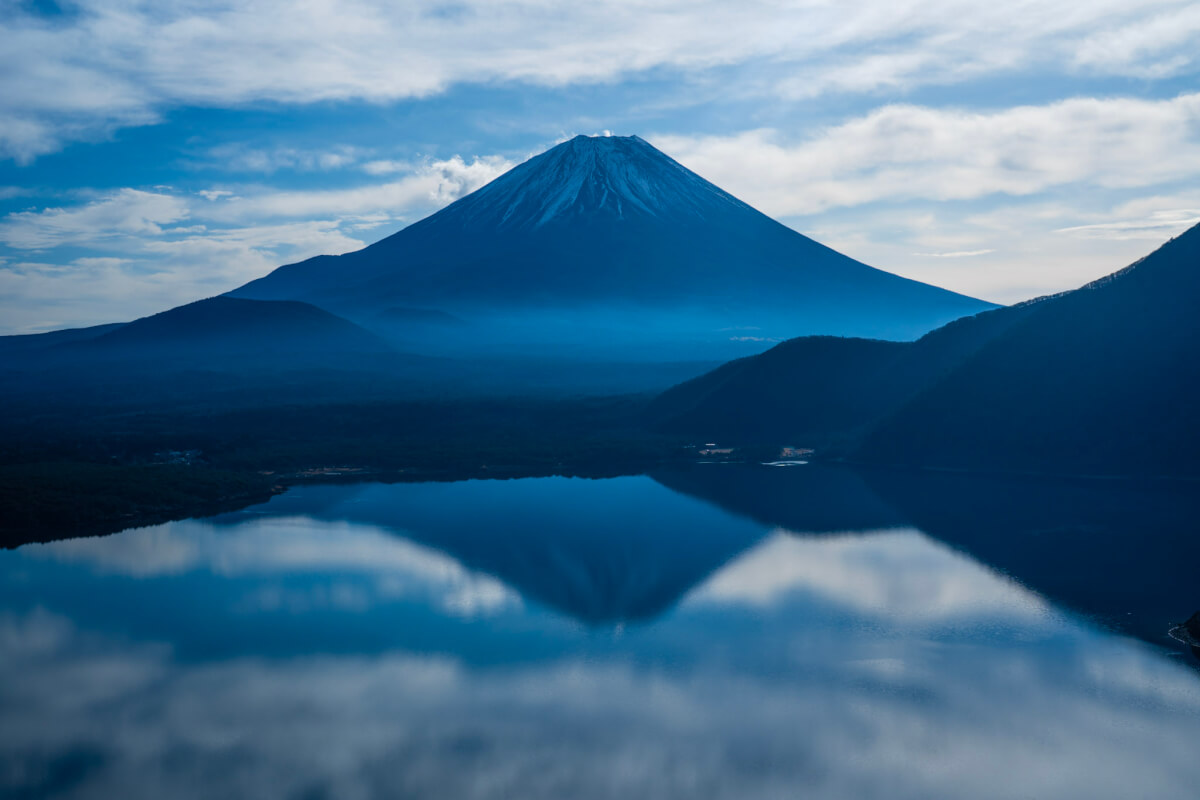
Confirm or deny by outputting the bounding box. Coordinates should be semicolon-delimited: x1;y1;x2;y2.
2;465;1198;798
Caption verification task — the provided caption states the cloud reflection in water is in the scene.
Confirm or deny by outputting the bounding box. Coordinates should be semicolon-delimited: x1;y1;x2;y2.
2;475;1199;799
24;516;522;618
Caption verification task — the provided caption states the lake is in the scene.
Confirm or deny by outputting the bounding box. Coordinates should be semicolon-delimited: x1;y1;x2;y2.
2;464;1198;799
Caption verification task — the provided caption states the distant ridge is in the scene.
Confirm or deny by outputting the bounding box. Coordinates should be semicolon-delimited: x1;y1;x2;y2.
0;297;394;375
83;296;392;357
0;322;127;356
231;134;996;361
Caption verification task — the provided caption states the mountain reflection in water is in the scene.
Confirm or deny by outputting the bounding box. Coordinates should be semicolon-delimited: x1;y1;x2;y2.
1;466;1198;799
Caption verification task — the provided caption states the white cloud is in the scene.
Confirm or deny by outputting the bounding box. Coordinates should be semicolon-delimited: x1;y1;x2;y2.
655;92;1200;216
361;159;412;176
1072;3;1200;77
2;1;1199;161
0;189;190;250
0;219;367;332
0;153;512;332
0;256;193;333
644;94;1200;303
144;220;363;260
214;155;513;220
200;144;368;174
793;192;1200;304
0;115;62;165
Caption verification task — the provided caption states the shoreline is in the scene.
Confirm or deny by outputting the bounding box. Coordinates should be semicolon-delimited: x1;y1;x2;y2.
8;448;1200;551
0;456;675;550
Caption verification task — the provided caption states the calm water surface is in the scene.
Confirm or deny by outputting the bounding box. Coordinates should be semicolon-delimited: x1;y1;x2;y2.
2;465;1198;799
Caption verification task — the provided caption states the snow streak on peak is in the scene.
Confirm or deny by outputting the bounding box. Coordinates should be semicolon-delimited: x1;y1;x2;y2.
435;134;757;232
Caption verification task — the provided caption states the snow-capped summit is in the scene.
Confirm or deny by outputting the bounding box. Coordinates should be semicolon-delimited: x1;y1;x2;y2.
447;134;751;231
230;134;995;360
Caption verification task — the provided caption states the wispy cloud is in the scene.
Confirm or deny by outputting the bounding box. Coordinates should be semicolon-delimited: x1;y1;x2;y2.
799;193;1200;305
361;160;413;176
196;144;369;174
914;249;996;258
1055;208;1200;239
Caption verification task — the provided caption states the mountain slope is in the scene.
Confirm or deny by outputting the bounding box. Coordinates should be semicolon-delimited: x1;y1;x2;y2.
231;135;995;360
857;223;1200;475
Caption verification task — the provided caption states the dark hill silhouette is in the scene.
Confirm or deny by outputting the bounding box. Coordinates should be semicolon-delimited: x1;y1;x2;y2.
648;336;906;445
859;223;1200;475
231;135;994;361
0;322;126;357
80;296;392;359
1;297;392;369
0;297;407;408
648;296;1042;446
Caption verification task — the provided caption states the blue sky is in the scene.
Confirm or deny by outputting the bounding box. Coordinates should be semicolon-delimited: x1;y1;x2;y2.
1;0;1199;333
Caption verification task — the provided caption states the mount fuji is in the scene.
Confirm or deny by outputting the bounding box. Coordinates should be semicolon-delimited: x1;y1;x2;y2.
230;135;995;361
